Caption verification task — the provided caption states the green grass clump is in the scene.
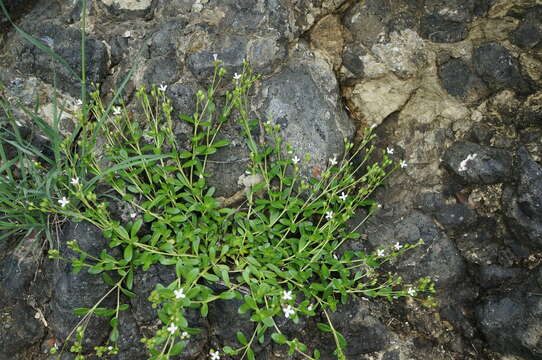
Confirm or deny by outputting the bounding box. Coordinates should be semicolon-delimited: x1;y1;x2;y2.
0;1;435;358
39;61;433;359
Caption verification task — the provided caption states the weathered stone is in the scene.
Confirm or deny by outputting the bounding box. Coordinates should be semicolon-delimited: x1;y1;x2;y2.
13;22;108;98
420;14;468;43
473;42;532;95
503;147;542;250
438;59;488;101
0;303;44;357
442;141;513;185
347;74;418;128
510;6;542;49
363;212;466;288
475;266;542;359
320;300;394;356
101;0;154;17
256;43;355;177
310;15;344;70
48;222;115;350
476;265;523;289
0;0;39;33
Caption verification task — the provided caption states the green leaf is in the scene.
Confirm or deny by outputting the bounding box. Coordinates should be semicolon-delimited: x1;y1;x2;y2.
73;308;91;316
200;303;209;317
169;341;185;356
124;245;133;262
131;218;143;237
316;323;332;332
271;333;287;344
236;331;248;345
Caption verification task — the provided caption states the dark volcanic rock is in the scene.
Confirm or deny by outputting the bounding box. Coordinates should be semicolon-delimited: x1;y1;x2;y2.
510;6;542;49
13;22;108;97
257;43;355;177
365;212;466;289
473;42;532;95
442;141;513;185
0;0;39;33
476;265;523;289
320;300;393;356
48;222;115;350
438;59;488;101
0;302;44;358
420;14;468;43
130;264;177;325
0;240;37;306
475;266;542;359
503;148;542;250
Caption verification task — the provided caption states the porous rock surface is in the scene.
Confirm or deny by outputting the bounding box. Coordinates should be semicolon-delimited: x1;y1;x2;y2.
1;0;542;359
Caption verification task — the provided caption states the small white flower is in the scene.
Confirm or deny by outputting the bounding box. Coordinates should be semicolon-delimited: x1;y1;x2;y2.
400;160;408;168
386;147;394;155
307;304;314;311
70;177;79;185
209;349;220;360
282;290;293;301
180;331;190;339
292;156;300;165
233;73;241;81
159;84;167;92
407;288;417;297
167;323;178;334
377;249;385;257
58;197;69;208
75;99;83;106
174;288;185;299
339;192;348;201
329;156;338;166
107;346;113;351
325;211;333;220
130;213;137;219
213;53;218;61
377;203;382;208
394;242;403;251
283;304;295;318
113;107;121;116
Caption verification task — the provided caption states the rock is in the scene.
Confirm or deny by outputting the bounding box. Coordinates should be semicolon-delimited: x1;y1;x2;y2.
129;264;177;325
420;14;468;43
256;43;354;177
475;266;542;359
207;298;256;350
310;15;345;70
0;0;39;33
346;74;418;128
363;212;466;289
0;235;40;306
48;222;115;350
503;148;542;250
476;265;523;289
442;141;513;185
100;0;154;17
13;22;109;98
510;6;542;49
0;303;44;357
319;299;393;356
438;59;488;101
433;203;478;229
473;42;532;95
115;310;146;360
186;35;247;81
